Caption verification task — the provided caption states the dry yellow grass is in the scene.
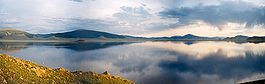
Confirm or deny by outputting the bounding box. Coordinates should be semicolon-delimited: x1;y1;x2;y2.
0;54;134;84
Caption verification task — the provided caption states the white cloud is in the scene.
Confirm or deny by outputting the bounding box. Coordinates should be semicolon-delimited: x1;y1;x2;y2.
142;21;265;37
0;0;264;36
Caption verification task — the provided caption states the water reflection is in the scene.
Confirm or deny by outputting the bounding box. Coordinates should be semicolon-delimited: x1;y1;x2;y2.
54;42;131;51
141;41;265;58
0;42;29;53
0;41;265;84
0;42;131;52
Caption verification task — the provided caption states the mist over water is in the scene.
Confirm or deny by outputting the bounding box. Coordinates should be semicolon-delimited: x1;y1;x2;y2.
1;41;265;84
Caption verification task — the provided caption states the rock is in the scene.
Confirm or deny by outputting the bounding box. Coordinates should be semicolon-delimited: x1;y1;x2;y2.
55;68;67;72
112;76;121;79
35;68;46;77
123;79;129;82
20;76;24;80
102;71;110;75
2;79;7;84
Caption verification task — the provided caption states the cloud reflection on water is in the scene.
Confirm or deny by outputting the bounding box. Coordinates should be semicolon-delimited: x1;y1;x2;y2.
1;41;265;84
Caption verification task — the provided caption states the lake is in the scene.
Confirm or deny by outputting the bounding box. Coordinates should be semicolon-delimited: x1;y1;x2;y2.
0;41;265;84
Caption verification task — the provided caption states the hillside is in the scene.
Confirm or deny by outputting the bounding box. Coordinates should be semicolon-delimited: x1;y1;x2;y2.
247;36;265;43
0;28;33;39
1;28;265;43
224;35;265;43
0;29;128;39
52;29;126;38
171;34;221;40
223;35;248;42
0;54;134;84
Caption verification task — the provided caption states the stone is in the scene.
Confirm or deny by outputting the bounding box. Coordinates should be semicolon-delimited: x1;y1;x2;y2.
102;71;110;75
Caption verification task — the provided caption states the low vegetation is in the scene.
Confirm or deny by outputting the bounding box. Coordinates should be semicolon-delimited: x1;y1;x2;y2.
0;54;134;84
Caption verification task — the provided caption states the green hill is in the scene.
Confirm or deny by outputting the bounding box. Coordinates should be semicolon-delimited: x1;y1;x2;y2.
0;54;134;84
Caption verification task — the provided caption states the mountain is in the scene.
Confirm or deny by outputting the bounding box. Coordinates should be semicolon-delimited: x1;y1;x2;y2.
223;35;248;42
147;34;221;41
1;28;265;43
170;34;221;40
182;34;201;39
247;36;265;43
0;29;128;40
223;35;265;43
0;28;33;39
171;34;201;39
52;29;126;39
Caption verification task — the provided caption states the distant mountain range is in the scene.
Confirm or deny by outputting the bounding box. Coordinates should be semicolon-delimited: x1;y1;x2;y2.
0;28;128;40
0;28;264;42
224;35;265;43
148;34;222;41
170;34;221;40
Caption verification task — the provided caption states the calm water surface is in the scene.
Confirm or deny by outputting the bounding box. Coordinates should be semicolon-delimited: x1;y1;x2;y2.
1;41;265;84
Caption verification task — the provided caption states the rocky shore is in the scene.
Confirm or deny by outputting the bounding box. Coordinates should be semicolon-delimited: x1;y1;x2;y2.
0;54;134;84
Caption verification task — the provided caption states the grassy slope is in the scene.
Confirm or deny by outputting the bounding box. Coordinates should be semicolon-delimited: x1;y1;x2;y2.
0;54;134;84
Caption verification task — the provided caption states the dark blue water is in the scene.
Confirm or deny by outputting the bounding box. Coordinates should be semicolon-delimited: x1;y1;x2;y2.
0;41;265;84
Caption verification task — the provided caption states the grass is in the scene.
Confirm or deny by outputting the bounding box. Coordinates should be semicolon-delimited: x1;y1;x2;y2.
0;54;134;84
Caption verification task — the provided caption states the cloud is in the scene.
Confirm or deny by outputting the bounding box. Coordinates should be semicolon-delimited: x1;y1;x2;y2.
112;6;180;34
69;0;84;2
1;0;265;36
69;0;95;2
113;6;151;24
46;18;121;33
0;18;20;28
0;15;31;29
43;6;180;35
159;1;265;28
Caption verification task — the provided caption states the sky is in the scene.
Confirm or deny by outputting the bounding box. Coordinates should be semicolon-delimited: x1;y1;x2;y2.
0;0;265;37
